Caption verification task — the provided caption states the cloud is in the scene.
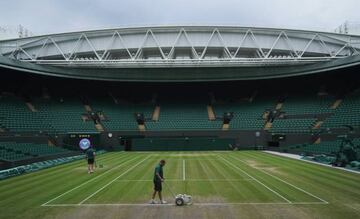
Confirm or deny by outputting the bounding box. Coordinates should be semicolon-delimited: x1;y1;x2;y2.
0;0;359;35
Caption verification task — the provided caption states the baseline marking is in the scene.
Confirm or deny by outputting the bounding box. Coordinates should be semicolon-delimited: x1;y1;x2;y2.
78;155;151;205
183;159;186;181
115;178;254;182
218;155;292;203
41;152;134;206
232;154;328;204
43;202;328;207
117;179;253;182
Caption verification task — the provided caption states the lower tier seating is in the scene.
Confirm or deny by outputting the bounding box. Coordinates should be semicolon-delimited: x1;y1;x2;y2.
286;138;360;155
0;141;70;161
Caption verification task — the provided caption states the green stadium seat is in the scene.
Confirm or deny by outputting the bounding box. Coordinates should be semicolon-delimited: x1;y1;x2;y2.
0;141;70;162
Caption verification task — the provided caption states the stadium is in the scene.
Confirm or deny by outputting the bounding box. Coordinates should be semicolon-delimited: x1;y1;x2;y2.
0;25;360;218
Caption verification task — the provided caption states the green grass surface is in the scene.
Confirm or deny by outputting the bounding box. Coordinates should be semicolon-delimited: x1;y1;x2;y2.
0;151;360;219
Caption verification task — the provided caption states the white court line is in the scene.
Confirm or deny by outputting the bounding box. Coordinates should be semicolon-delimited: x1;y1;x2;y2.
194;202;327;206
42;201;328;207
218;155;292;204
232;154;329;204
183;159;186;181
115;179;254;182
346;204;360;213
78;156;151;205
264;151;360;175
41;153;134;206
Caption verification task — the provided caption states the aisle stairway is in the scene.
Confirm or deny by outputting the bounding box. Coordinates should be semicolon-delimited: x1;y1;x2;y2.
207;105;216;121
152;106;160;121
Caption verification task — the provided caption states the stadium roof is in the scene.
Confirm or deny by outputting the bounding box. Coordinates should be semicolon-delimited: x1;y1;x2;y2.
0;25;360;81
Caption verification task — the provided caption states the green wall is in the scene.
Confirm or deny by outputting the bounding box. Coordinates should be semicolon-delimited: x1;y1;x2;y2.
131;137;234;151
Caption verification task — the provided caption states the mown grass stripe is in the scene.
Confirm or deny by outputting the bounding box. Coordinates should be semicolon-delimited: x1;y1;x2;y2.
78;155;151;205
0;152;126;199
218;154;292;203
0;152;120;188
257;151;360;181
206;155;252;201
230;153;328;203
41;153;139;206
240;151;360;203
246;151;360;191
1;151;358;219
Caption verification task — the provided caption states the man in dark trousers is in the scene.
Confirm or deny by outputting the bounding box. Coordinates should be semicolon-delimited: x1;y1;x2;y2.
150;160;166;204
86;147;96;174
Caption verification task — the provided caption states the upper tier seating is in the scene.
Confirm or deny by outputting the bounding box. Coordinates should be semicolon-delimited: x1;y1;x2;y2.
270;94;335;133
35;98;96;133
322;90;360;129
147;102;223;130
0;90;359;133
281;95;334;114
90;97;153;131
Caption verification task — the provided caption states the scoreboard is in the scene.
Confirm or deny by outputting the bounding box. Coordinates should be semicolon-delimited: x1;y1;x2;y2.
63;133;100;150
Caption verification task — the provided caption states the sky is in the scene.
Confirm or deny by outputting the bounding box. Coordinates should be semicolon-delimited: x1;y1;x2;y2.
0;0;359;36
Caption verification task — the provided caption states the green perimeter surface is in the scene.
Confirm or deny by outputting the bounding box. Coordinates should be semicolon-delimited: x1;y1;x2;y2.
0;151;359;219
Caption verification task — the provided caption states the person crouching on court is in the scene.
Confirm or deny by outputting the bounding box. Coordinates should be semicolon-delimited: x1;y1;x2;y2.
86;147;96;174
150;160;166;204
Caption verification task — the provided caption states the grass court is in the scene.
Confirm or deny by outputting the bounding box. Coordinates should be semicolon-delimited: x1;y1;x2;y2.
1;151;360;219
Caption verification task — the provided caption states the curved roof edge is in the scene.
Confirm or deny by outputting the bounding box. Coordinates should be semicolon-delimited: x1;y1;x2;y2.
1;25;359;42
0;55;360;82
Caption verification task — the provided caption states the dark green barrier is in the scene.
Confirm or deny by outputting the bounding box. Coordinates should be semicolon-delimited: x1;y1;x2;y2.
132;137;234;151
